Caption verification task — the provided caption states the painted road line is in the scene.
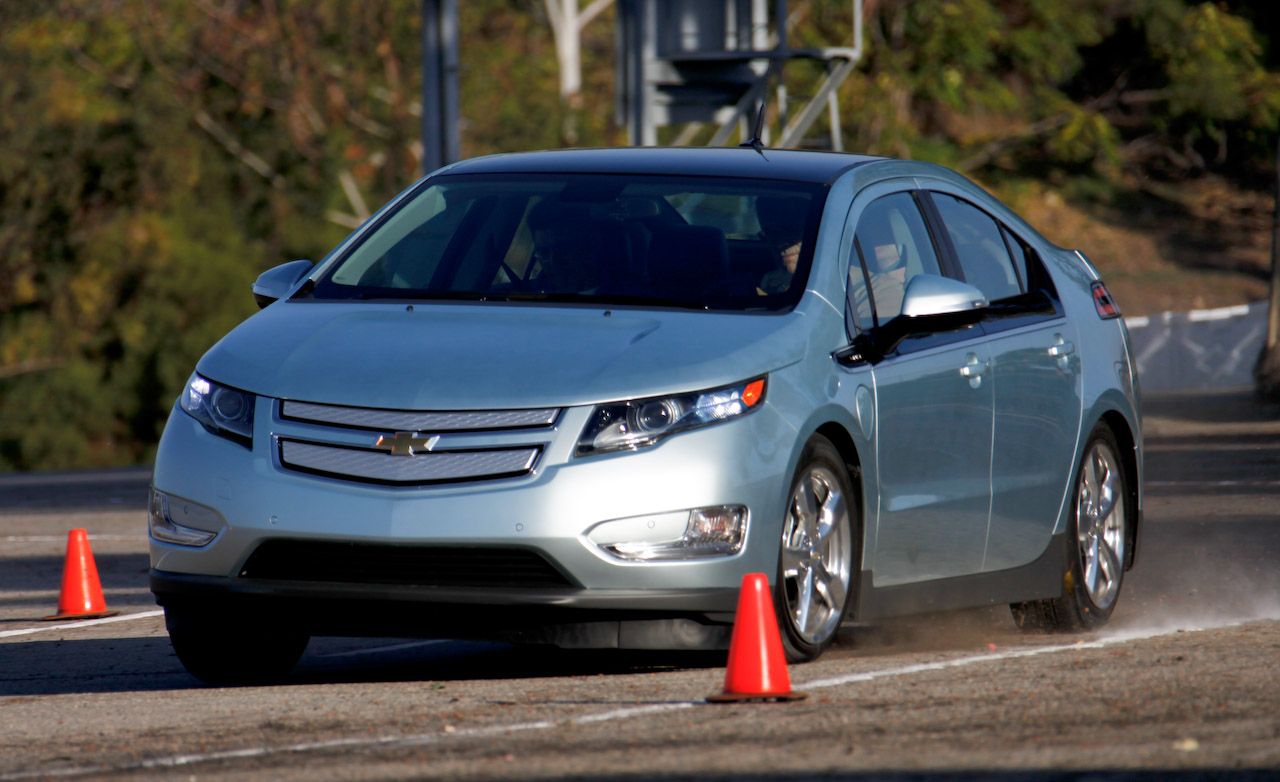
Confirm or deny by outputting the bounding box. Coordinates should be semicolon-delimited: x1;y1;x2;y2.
800;625;1204;689
0;609;163;640
1187;303;1252;322
1;620;1247;781
2;534;147;543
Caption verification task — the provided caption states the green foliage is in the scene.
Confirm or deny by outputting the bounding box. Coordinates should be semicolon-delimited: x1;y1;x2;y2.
811;0;1278;180
0;0;1276;470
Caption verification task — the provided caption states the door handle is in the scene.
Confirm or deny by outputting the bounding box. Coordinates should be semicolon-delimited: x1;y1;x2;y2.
958;354;987;389
1048;334;1075;369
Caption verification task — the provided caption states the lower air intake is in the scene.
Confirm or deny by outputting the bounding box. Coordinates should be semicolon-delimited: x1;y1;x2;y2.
239;540;573;588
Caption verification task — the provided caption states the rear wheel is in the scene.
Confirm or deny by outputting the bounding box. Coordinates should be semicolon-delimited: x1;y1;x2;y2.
775;436;858;662
1012;424;1128;632
165;603;309;686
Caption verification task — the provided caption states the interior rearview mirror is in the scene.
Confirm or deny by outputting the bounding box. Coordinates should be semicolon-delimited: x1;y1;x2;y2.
252;260;314;309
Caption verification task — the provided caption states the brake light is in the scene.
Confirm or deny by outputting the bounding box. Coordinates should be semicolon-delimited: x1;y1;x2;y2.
1091;282;1120;319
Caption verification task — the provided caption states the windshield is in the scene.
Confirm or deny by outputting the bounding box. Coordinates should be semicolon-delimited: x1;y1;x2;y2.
304;173;826;312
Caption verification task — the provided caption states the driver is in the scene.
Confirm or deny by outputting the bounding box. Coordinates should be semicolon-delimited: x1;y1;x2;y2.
757;238;802;296
527;200;602;293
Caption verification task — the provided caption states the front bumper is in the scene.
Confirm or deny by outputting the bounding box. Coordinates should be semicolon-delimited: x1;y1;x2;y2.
149;395;797;626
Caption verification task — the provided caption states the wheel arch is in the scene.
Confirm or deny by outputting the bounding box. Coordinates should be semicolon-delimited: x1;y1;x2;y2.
794;416;870;573
1095;408;1142;570
783;409;875;563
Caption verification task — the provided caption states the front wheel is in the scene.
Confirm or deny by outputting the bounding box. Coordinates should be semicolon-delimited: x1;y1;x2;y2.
775;436;859;662
1012;424;1129;632
165;603;309;686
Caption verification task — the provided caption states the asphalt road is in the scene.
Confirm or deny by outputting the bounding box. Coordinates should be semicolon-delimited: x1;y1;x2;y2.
1;391;1278;781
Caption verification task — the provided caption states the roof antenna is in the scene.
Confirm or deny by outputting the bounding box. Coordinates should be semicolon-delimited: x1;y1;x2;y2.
738;99;768;157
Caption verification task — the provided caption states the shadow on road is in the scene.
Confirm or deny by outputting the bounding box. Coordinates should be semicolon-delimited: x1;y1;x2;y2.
0;633;723;696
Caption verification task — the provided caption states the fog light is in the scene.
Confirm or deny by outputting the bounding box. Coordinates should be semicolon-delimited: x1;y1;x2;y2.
593;505;748;561
148;489;222;546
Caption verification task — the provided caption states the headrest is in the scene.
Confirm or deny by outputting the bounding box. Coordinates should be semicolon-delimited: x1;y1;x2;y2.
647;225;730;293
756;195;809;244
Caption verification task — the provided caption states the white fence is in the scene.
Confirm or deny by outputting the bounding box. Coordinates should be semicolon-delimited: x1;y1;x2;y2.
1125;301;1268;392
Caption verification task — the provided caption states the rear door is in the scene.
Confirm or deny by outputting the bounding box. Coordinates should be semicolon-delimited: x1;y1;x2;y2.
923;191;1082;572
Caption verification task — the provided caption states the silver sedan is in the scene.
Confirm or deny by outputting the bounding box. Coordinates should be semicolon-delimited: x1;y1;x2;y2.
148;148;1141;683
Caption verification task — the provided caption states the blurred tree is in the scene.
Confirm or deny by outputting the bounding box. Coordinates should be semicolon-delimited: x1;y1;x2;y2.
794;0;1280;182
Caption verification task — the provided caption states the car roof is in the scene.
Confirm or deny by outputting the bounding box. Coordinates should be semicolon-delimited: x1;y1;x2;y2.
440;147;883;185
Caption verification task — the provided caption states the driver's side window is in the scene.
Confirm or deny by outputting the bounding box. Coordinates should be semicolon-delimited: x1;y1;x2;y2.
848;192;943;330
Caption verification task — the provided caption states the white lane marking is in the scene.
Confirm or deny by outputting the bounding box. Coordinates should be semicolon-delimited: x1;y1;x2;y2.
7;719;562;779
570;702;694;724
801;626;1183;689
315;640;450;659
0;610;163;640
2;534;146;543
0;621;1231;781
1187;303;1251;322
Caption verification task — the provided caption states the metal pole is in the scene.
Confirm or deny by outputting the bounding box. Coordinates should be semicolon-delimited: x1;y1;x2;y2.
1267;134;1280;352
422;0;459;174
827;89;843;151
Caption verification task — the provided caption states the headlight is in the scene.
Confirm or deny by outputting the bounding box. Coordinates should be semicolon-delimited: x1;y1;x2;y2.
179;373;255;446
576;377;766;456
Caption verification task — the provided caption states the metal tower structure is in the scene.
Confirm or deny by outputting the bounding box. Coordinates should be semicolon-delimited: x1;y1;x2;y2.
616;0;862;149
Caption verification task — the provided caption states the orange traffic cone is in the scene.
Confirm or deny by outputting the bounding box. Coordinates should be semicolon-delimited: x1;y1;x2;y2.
44;529;118;621
707;572;806;703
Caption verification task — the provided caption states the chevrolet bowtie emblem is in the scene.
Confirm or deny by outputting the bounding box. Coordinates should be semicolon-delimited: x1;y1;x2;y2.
373;432;440;456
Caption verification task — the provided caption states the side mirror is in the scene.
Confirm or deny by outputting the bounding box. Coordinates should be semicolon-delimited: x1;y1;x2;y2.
900;274;988;319
252;260;314;309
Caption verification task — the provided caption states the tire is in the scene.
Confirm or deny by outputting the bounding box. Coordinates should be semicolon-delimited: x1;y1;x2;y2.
165;603;309;686
1011;424;1129;632
774;435;859;662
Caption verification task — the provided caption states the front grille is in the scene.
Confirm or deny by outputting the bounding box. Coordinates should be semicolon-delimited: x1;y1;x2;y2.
276;400;557;486
239;540;574;588
280;440;539;485
281;401;559;431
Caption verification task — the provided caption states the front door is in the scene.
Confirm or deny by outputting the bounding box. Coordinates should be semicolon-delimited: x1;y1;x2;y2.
845;190;994;586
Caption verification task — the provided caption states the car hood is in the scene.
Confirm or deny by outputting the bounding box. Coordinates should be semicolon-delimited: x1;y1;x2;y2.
197;302;810;409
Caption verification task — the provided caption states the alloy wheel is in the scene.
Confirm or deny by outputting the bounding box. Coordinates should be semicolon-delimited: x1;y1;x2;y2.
1075;440;1127;610
780;464;853;645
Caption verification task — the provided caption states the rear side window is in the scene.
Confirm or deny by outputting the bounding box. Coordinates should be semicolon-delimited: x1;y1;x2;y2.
931;194;1022;302
849;192;942;328
1000;226;1029;291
